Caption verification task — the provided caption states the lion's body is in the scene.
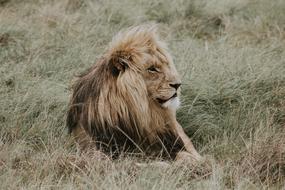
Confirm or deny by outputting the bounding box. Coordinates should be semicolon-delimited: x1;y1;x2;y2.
66;25;196;160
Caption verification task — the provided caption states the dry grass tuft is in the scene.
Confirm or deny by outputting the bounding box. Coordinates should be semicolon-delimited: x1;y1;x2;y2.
237;130;285;185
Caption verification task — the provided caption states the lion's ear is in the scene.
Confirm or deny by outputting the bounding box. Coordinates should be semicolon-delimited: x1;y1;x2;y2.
109;56;129;76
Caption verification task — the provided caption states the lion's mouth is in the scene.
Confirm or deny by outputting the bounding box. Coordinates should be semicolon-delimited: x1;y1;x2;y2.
157;93;177;104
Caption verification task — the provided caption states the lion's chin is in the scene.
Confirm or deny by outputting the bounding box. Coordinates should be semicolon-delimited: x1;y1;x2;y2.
162;97;180;110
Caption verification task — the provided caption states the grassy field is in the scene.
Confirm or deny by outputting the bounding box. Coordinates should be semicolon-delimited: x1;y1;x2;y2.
0;0;285;189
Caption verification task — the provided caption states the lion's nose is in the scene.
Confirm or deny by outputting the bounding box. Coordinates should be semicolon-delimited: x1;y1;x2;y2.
169;83;181;90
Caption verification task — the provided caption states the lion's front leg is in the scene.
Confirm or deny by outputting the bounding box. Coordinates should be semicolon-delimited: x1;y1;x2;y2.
174;120;203;162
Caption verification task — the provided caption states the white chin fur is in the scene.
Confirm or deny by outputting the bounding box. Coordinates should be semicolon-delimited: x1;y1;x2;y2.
162;97;180;110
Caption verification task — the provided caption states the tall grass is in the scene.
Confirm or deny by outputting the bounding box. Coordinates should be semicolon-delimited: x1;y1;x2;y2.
0;0;284;189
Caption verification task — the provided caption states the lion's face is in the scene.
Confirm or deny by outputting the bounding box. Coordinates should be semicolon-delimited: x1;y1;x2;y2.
141;51;181;110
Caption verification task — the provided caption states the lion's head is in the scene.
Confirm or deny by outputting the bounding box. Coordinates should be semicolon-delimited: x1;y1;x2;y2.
67;25;185;158
107;25;182;110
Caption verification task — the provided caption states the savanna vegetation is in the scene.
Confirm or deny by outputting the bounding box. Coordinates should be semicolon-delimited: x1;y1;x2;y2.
0;0;284;189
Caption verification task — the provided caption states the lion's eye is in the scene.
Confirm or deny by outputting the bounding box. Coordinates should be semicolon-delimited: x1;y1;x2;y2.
147;66;159;73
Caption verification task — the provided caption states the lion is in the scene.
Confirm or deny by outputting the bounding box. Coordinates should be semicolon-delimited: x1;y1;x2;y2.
66;25;202;162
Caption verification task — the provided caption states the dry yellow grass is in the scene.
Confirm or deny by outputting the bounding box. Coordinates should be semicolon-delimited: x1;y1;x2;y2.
0;0;285;189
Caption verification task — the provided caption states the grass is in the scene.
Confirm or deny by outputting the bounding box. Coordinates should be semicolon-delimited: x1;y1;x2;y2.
0;0;285;189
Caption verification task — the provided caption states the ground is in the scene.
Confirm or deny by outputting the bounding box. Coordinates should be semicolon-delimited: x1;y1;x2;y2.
0;0;285;189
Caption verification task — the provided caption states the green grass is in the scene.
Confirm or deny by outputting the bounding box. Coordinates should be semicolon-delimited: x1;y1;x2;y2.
0;0;285;189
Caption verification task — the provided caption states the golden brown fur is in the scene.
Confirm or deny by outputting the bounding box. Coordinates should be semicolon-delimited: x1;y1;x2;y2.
67;25;202;160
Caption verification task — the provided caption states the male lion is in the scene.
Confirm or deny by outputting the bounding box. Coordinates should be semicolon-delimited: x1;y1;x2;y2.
67;25;202;162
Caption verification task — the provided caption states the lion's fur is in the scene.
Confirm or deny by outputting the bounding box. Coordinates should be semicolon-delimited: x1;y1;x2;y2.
67;25;185;159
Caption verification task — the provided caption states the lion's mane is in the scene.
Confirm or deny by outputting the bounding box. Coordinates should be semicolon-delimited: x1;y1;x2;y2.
66;26;185;159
